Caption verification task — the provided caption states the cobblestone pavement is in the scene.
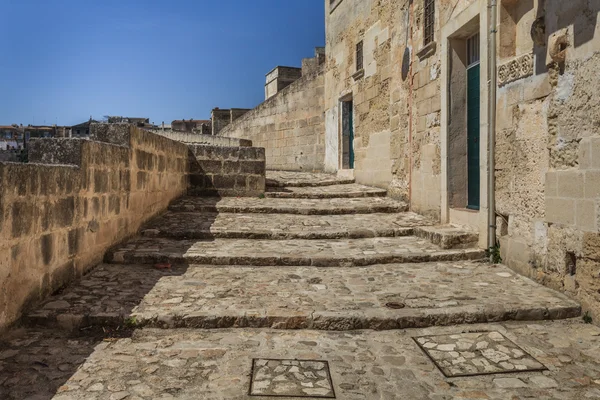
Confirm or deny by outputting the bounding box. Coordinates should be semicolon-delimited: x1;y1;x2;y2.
107;236;485;266
266;171;354;187
265;183;387;198
168;196;409;215
25;262;580;331
141;212;434;240
2;320;597;400
3;172;592;400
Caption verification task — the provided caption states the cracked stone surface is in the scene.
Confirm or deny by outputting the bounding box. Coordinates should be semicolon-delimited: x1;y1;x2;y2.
1;320;597;400
107;236;486;266
141;211;434;240
266;170;354;187
25;262;580;331
415;331;546;377
168;196;409;215
265;183;387;198
249;359;334;397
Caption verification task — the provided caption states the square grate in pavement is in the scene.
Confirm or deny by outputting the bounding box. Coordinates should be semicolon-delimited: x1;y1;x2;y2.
249;358;335;398
413;331;547;378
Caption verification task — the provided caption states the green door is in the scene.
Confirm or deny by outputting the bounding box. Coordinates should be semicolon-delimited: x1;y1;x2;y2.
467;63;480;210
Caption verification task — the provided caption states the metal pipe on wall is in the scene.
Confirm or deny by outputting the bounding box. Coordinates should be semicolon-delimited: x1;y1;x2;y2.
488;0;498;256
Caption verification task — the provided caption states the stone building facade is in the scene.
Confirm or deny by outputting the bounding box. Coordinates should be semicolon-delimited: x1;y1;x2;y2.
213;0;600;320
322;0;600;318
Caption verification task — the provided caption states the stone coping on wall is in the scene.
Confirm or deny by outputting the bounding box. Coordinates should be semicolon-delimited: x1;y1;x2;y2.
148;129;253;147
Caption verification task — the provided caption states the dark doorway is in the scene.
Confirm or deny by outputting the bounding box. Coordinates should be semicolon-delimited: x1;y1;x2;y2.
341;100;354;169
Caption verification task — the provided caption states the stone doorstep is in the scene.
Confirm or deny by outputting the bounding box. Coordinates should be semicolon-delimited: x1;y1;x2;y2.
22;303;581;332
140;227;416;240
413;225;479;250
265;189;387;199
106;248;487;266
266;178;356;188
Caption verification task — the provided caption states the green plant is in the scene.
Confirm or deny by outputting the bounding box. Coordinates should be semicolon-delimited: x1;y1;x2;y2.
124;316;138;328
487;242;502;264
258;193;266;199
583;311;593;324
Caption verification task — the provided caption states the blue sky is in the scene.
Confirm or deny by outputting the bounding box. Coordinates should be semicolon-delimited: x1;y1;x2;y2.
0;0;325;126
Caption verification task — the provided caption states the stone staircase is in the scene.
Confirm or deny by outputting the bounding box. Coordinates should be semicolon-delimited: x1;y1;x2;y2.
23;171;580;333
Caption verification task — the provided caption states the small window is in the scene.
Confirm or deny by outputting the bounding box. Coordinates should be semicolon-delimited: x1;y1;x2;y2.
424;0;435;46
356;40;364;72
467;33;480;67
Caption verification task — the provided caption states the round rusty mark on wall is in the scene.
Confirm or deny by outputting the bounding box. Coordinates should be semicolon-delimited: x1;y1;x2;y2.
401;47;411;81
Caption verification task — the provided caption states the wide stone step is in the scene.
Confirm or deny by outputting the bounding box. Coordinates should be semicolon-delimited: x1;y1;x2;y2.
24;262;580;331
266;171;355;187
140;212;435;240
265;183;387;199
169;196;408;214
105;236;485;266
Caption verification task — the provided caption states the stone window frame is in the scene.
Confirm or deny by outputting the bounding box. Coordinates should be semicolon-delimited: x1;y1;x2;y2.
424;0;436;46
418;0;438;60
353;40;365;80
330;0;343;13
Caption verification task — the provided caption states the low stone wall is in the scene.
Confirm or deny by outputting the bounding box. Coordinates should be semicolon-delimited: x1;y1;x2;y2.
0;124;189;331
149;129;252;147
188;144;265;197
218;68;325;172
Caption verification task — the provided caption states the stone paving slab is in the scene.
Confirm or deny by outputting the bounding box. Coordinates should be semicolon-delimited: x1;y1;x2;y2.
168;196;409;215
265;183;387;199
140;212;435;240
106;236;486;266
25;262;580;331
8;320;594;400
266;170;354;187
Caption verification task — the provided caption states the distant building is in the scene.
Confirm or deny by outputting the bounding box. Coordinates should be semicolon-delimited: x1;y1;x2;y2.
70;120;98;138
107;116;154;128
171;119;211;135
211;108;251;135
0;125;23;150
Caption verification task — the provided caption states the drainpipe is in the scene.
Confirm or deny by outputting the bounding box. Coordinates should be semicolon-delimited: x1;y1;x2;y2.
488;0;498;257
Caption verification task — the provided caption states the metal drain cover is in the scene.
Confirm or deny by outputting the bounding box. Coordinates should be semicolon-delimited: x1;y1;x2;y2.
249;358;335;398
413;331;547;377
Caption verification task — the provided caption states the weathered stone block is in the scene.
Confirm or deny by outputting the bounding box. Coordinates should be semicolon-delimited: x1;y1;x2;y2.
556;171;584;198
584;171;600;199
576;199;597;232
546;197;576;225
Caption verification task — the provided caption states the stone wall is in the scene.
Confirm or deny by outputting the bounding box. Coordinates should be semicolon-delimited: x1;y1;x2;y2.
218;68;326;172
0;125;189;331
497;0;600;322
149;129;252;147
188;145;266;197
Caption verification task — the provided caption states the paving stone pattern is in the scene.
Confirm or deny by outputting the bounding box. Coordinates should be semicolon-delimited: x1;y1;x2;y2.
1;320;593;400
107;236;486;266
266;170;354;187
415;331;546;377
250;359;335;398
265;183;387;199
168;196;409;215
141;211;434;240
2;171;594;399
25;262;580;331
